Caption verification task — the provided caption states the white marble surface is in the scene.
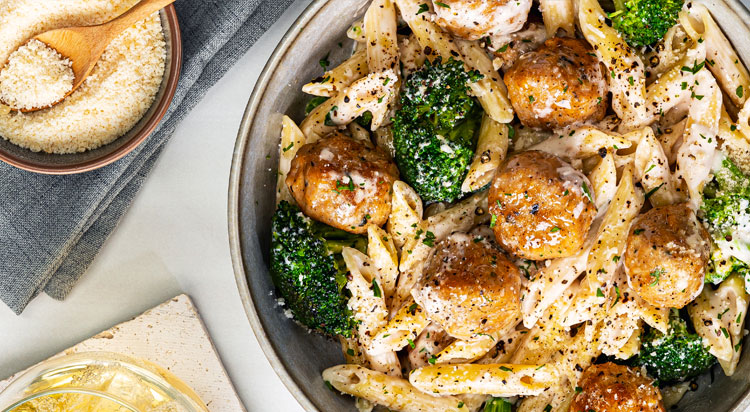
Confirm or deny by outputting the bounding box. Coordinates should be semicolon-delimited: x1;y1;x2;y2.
0;1;312;411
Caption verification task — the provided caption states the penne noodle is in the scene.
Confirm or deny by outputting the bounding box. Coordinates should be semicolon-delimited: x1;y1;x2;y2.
364;0;400;129
688;274;749;376
409;364;559;397
530;126;633;161
276;115;306;204
323;365;469;412
387;181;424;251
576;0;648;129
327;70;399;131
343;247;389;349
676;69;722;206
369;298;430;355
539;0;575;37
461;113;509;193
588;150;617;210
680;4;750;109
366;225;399;307
563;166;644;327
302;50;368;97
632;127;682;207
455;40;514;123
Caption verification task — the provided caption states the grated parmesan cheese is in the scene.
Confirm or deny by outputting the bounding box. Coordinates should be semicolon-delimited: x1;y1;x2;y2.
0;0;166;154
0;39;73;110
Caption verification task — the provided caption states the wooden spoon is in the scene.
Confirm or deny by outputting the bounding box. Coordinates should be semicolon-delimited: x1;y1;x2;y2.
0;0;176;112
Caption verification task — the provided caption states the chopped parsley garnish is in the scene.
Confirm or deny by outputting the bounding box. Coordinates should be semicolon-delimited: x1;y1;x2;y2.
422;231;436;247
582;182;593;202
681;60;706;74
371;279;382;297
649;268;665;286
416;3;429;14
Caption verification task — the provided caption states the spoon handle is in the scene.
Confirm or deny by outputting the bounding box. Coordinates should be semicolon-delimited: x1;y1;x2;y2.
104;0;177;41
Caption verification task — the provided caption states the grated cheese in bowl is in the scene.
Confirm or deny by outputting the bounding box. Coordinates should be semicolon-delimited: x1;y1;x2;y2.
0;1;167;154
0;39;74;111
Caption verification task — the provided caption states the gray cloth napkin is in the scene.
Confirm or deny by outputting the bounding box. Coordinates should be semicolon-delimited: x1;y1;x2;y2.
0;0;297;314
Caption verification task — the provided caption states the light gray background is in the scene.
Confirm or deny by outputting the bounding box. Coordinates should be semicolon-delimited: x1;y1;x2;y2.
0;1;310;410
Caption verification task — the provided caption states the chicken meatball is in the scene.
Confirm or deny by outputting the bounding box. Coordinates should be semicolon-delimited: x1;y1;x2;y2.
489;151;597;260
412;232;521;340
286;133;399;234
433;0;532;40
504;37;608;129
572;363;666;412
624;203;711;308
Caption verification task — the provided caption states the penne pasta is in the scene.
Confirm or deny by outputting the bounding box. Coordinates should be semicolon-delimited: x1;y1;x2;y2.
409;363;559;397
680;4;750;109
302;50;368;97
387;181;424;250
435;329;509;365
676;69;722;206
366;225;399;307
343;247;389;348
364;0;400;129
323;365;469;412
576;0;648;129
461;113;509;193
539;0;575;37
688;274;749;376
276;115;306;204
369;298;430;355
529;126;633;161
563;166;644;327
632;127;682;207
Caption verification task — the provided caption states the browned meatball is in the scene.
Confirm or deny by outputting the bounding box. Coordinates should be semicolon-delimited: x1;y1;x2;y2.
286;133;399;234
624;203;710;308
504;37;608;129
572;363;666;412
412;232;521;340
488;151;597;260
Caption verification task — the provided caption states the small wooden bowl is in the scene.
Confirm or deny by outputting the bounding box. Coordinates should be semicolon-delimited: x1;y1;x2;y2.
0;6;182;175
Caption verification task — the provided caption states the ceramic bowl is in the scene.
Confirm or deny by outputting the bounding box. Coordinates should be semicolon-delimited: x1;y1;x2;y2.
228;0;750;410
0;6;182;175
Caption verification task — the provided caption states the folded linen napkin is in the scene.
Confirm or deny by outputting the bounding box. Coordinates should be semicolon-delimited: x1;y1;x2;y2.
0;0;298;314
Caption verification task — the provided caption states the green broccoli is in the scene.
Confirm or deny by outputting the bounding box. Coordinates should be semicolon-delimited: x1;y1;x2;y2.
270;201;367;337
700;155;750;286
482;398;513;412
393;57;484;204
609;0;684;48
637;310;716;383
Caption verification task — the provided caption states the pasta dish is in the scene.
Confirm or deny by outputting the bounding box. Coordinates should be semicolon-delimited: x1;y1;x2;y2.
267;0;750;410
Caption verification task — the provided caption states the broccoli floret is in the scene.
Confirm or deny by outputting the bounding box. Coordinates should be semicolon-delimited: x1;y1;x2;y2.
270;201;367;337
482;398;512;412
637;310;716;383
393;57;484;203
610;0;684;48
701;156;750;285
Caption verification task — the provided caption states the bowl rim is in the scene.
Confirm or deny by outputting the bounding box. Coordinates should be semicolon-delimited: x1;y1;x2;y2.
228;1;750;411
228;0;329;411
0;5;183;175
